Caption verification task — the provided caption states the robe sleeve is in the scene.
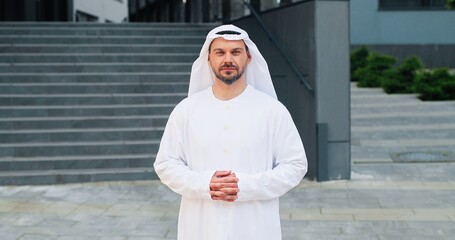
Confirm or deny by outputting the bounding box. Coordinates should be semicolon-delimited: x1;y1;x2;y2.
235;107;308;201
153;102;215;200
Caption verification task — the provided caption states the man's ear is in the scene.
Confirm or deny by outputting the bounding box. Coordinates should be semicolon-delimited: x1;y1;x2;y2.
247;50;251;63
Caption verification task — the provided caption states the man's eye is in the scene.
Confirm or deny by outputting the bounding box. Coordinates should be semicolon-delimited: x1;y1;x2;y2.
215;51;224;55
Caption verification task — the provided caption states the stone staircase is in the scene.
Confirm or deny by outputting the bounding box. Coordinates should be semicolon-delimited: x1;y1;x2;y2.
0;22;214;185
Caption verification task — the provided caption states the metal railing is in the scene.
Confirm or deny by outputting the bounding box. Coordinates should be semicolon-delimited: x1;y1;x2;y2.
243;0;313;92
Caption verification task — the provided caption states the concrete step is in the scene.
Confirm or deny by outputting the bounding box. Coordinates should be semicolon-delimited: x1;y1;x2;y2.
0;128;164;143
0;167;158;185
0;53;198;63
0;140;159;158
0;154;155;172
0;27;211;36
0;35;205;45
0;22;213;185
0;82;188;94
0;115;169;130
0;44;201;53
0;104;174;118
0;22;216;27
0;62;192;73
0;72;190;83
0;93;186;106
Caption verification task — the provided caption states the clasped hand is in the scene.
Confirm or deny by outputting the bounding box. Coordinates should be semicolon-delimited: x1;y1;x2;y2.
209;170;239;202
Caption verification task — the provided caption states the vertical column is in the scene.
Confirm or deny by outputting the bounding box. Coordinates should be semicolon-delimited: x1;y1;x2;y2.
24;0;37;21
221;0;231;22
314;0;350;180
202;0;210;22
67;0;74;21
190;0;203;22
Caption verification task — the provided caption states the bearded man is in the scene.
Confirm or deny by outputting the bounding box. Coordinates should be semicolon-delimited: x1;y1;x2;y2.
154;24;308;240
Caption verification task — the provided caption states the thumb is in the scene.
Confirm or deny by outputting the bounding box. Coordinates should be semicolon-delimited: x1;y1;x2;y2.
214;170;232;177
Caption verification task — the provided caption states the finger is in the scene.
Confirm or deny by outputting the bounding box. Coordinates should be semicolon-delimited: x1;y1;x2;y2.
214;170;231;177
209;184;234;191
219;187;239;195
209;182;238;189
209;190;224;198
223;177;239;183
210;190;238;199
210;190;237;197
210;194;238;202
211;177;238;183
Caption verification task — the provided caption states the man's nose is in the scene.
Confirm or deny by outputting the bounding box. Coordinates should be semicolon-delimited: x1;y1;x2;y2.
223;53;233;63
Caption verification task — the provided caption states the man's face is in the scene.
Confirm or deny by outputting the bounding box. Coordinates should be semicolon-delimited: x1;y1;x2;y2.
208;38;251;85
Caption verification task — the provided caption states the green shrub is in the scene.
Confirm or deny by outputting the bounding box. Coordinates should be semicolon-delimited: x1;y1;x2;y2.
414;68;455;100
350;46;370;82
381;56;423;93
355;52;396;87
448;0;455;9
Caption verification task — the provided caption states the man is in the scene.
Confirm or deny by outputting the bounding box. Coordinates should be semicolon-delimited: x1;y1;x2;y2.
154;24;307;240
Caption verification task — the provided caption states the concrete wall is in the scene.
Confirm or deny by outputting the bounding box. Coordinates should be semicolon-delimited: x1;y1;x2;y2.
233;0;351;180
315;1;351;180
74;0;128;22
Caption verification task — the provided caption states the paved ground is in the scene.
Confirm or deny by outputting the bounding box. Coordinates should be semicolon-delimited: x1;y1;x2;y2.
1;83;454;240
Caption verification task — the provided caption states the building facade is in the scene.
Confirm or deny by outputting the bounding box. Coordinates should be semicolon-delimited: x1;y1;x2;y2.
0;0;128;23
350;0;455;68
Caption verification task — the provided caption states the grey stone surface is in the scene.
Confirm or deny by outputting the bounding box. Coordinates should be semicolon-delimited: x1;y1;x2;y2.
0;73;191;83
0;45;201;54
0;37;204;45
1;172;454;239
0;25;210;190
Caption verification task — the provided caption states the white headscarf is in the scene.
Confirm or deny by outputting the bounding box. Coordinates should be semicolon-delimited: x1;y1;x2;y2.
188;24;277;99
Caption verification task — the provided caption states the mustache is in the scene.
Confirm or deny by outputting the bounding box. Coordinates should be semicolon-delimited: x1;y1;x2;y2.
220;63;238;70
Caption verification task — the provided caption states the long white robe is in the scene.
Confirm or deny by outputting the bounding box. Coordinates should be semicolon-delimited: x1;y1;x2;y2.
154;85;308;240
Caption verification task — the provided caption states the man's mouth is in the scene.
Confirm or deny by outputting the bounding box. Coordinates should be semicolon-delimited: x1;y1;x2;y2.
221;65;237;71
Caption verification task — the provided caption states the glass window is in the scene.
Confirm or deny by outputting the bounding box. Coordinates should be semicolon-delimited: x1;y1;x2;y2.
379;0;448;10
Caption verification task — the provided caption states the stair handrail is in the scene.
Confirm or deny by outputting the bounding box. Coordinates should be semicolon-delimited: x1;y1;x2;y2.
242;0;313;92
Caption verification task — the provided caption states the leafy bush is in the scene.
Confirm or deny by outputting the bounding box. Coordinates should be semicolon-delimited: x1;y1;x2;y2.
448;0;455;9
354;52;396;87
381;56;423;93
414;68;455;100
350;46;369;82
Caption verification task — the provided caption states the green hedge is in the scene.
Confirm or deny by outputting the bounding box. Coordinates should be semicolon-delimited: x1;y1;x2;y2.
350;46;455;101
381;56;423;94
354;52;396;87
448;0;455;9
350;46;369;82
414;68;455;101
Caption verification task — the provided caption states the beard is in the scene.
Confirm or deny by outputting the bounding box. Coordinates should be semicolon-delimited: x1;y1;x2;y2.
213;63;246;85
